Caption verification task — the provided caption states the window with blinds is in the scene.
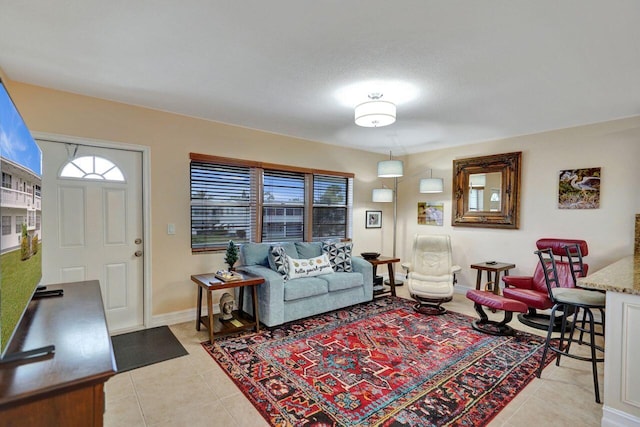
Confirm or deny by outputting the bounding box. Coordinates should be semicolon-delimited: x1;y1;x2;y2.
190;153;353;252
262;170;305;242
312;174;350;241
190;162;256;250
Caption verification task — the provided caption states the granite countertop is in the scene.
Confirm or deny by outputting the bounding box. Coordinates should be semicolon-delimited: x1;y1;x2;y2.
577;255;640;295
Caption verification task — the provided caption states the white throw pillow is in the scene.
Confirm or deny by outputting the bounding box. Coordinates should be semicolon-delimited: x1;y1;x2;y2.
287;254;334;280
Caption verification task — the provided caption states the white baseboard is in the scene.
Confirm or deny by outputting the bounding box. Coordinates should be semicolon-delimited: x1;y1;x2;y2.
148;286;472;329
453;285;471;295
602;405;640;427
149;305;222;328
380;271;471;296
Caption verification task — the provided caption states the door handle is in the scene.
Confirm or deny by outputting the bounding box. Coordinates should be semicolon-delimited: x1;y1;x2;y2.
134;250;143;257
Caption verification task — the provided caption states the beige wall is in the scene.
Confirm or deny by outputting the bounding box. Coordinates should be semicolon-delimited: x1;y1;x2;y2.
6;79;640;320
5;81;388;317
394;117;640;289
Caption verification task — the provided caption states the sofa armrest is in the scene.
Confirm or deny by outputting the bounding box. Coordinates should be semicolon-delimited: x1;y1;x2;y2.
351;256;373;298
237;265;286;326
502;275;534;290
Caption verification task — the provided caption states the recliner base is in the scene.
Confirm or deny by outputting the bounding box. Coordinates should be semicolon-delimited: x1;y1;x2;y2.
517;312;570;332
411;294;452;316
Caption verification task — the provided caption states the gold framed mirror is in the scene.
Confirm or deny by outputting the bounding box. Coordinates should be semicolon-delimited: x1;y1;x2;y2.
452;151;522;229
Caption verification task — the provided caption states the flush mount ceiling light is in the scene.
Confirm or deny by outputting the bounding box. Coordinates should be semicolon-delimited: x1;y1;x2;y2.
354;93;396;127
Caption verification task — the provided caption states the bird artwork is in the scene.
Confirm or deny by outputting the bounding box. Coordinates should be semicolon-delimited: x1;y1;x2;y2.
558;168;601;209
569;173;600;192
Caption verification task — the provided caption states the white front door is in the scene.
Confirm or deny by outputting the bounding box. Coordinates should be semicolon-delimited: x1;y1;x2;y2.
39;140;144;332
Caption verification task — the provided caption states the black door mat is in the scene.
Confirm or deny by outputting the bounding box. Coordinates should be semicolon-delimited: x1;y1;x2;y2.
111;325;189;373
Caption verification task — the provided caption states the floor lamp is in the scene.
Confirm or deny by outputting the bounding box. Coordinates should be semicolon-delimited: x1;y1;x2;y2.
373;154;444;285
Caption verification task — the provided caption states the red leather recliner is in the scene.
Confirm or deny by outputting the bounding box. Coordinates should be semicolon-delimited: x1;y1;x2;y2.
502;238;589;331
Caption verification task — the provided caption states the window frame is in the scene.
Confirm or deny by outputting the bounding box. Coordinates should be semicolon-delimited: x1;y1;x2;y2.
1;216;11;236
190;153;354;252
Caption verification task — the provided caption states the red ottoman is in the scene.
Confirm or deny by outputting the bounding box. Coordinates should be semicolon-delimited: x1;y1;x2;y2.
466;289;528;336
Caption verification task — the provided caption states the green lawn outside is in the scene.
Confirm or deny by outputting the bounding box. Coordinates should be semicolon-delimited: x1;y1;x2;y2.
1;242;42;354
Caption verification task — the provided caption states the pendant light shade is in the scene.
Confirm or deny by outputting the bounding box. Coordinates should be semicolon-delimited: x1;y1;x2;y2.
355;93;396;128
372;188;393;203
377;159;404;178
419;178;444;193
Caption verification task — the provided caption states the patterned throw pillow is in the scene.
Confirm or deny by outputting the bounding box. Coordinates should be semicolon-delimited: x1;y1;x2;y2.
287;254;334;280
269;245;290;279
321;241;353;272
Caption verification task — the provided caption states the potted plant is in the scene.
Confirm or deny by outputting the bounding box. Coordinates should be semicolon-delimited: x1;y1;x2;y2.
224;240;238;271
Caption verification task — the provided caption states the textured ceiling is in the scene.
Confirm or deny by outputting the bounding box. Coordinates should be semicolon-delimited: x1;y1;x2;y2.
1;1;639;155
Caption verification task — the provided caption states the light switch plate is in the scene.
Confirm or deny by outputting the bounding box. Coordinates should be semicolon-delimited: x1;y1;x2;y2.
167;223;175;235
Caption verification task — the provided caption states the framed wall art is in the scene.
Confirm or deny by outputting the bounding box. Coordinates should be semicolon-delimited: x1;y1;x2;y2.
365;210;382;228
558;167;601;209
418;202;444;226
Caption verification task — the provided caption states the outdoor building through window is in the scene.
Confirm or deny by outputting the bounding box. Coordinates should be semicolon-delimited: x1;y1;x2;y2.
190;153;353;252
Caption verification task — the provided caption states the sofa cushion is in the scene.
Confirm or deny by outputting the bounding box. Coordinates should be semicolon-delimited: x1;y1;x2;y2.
268;245;290;279
287;254;334;280
322;241;353;272
240;243;271;267
322;272;364;292
284;277;329;301
295;241;322;259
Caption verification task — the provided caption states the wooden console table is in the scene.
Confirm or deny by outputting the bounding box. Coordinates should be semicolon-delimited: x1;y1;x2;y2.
470;261;516;295
366;256;401;298
0;280;116;427
191;272;264;343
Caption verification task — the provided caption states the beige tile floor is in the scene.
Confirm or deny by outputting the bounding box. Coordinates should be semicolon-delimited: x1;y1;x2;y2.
104;287;604;426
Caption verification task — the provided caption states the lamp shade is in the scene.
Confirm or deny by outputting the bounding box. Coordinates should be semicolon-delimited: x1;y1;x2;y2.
469;174;486;187
355;100;396;127
419;178;444;193
372;188;393;202
377;159;404;178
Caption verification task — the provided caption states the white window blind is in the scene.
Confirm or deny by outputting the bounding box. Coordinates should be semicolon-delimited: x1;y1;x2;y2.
190;153;353;252
262;170;305;242
312;174;350;241
190;162;257;250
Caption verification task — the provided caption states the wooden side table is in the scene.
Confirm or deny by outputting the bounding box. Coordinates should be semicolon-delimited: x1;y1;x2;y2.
366;256;400;298
190;272;264;343
470;262;516;295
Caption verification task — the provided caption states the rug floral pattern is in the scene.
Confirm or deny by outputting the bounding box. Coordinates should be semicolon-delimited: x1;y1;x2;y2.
203;297;552;426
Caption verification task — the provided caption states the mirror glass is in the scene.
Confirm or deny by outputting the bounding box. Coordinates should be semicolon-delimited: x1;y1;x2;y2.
468;172;502;212
452;152;521;229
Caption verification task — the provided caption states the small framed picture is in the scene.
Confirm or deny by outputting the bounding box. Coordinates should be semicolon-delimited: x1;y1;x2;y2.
558;167;601;209
366;210;382;228
418;202;444;226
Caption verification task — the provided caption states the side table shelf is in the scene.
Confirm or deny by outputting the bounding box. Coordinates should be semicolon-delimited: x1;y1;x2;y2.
198;309;256;337
365;256;401;298
191;272;265;343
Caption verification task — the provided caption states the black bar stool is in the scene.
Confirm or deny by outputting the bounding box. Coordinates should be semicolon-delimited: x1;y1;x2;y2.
565;243;605;344
535;247;606;403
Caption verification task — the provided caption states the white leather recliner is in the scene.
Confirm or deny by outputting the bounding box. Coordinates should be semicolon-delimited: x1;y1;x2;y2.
403;234;460;315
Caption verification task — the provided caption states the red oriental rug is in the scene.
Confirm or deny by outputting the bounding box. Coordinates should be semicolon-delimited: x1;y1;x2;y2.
202;297;553;426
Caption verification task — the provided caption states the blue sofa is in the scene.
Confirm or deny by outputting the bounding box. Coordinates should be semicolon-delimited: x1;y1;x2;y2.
238;241;373;327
